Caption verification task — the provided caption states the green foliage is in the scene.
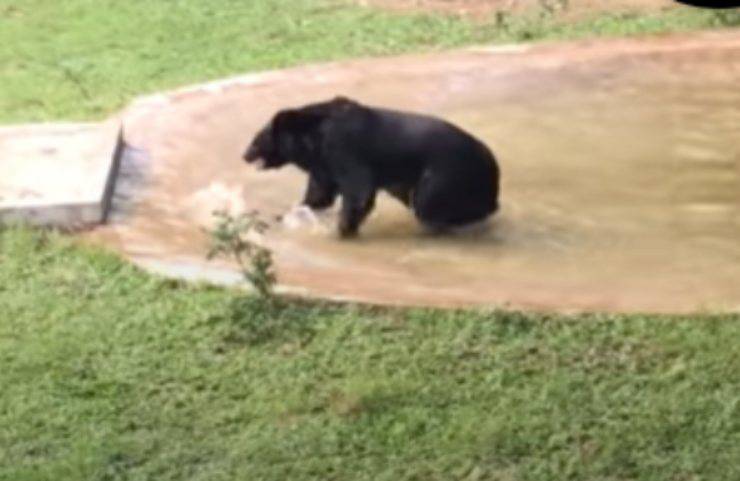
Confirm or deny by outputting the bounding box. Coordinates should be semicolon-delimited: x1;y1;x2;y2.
0;0;473;122
206;210;300;345
484;4;740;44
214;296;317;346
708;8;740;28
207;210;276;301
1;226;740;480
1;0;737;123
2;2;740;478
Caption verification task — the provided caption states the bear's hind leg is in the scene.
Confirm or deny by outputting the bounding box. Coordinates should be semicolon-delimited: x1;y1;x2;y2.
413;168;495;229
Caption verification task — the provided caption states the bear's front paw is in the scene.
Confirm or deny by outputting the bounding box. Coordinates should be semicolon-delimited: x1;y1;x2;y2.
338;222;359;239
282;205;318;230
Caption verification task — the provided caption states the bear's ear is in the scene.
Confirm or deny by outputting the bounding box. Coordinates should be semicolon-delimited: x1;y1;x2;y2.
329;96;357;112
331;96;353;105
274;109;324;134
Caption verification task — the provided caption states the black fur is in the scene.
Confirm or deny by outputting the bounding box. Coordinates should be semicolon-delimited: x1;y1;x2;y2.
244;97;500;238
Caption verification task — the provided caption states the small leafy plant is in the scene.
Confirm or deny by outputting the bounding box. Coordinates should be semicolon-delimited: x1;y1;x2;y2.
206;210;315;346
207;210;276;301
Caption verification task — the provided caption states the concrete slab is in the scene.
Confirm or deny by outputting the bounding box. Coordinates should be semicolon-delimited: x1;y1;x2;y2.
0;121;123;227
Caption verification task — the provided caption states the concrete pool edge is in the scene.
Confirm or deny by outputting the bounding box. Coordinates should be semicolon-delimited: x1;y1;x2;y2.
0;120;125;228
107;30;740;314
128;255;740;315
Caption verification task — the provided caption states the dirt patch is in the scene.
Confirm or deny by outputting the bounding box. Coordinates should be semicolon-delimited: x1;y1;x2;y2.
356;0;677;20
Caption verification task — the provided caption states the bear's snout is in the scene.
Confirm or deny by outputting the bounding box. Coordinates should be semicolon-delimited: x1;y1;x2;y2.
243;146;268;170
243;145;260;162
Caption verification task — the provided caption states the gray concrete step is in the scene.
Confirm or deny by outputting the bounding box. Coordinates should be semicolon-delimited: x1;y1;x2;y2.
0;120;123;227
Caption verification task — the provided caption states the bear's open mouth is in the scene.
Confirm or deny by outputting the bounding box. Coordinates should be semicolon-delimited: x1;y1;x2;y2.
252;158;267;170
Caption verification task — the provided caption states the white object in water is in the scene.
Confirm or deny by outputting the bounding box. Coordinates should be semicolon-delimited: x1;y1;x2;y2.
188;181;246;228
281;205;334;232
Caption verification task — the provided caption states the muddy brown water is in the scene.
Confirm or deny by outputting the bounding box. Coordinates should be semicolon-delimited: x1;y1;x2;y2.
93;32;740;313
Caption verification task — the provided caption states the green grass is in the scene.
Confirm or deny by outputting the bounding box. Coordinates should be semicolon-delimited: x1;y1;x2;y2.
2;3;740;479
1;0;738;123
1;226;739;480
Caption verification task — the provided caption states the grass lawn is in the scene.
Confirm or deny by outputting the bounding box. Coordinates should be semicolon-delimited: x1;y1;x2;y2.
1;227;739;480
1;0;738;123
2;1;740;480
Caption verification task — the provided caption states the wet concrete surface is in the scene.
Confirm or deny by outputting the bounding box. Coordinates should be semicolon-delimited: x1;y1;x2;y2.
90;31;740;313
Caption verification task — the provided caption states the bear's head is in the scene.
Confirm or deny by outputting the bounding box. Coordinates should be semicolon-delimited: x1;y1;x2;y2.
244;97;357;170
243;110;327;170
244;122;280;170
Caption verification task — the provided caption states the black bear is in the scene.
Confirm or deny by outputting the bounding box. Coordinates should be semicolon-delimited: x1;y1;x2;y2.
243;97;500;238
